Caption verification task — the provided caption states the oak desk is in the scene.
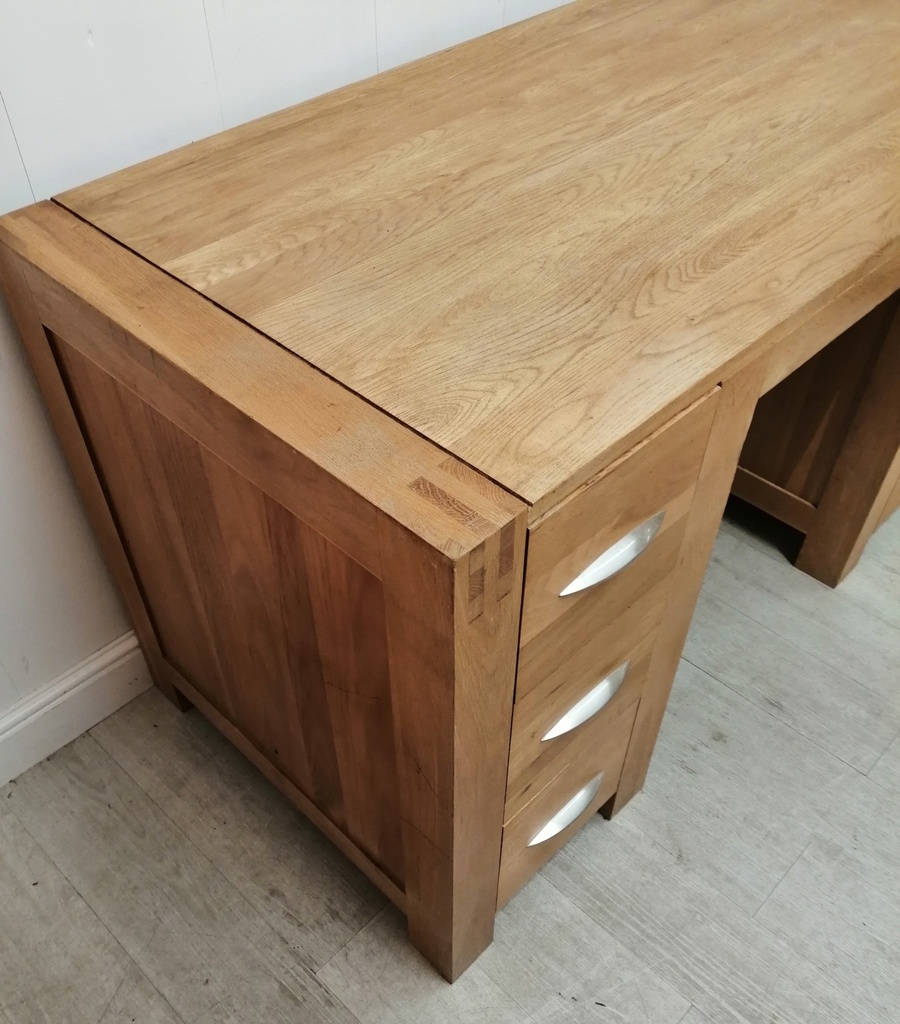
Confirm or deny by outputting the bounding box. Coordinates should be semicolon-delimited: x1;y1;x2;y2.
2;0;899;982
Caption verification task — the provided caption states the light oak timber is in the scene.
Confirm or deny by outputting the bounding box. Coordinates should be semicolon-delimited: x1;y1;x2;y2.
4;512;898;1019
508;598;662;795
0;204;523;563
159;660;406;911
734;292;900;567
796;300;900;585
57;0;900;512
521;392;717;644
740;298;896;508
2;0;900;984
505;689;640;825
497;696;636;908
730;467;816;534
612;363;766;812
0;203;528;982
90;687;388;973
0;244;186;712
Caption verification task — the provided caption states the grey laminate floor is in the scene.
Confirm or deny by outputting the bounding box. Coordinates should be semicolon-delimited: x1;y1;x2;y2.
2;505;899;1024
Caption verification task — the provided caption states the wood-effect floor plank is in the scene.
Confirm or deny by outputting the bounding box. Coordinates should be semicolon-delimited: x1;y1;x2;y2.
540;506;900;1023
317;881;690;1024
621;659;858;913
678;1010;715;1024
542;815;894;1024
755;834;900;1017
317;906;523;1024
2;737;359;1024
720;507;900;631
869;734;900;793
682;589;900;771
0;811;184;1024
835;509;900;628
480;875;691;1023
703;523;900;698
90;687;386;971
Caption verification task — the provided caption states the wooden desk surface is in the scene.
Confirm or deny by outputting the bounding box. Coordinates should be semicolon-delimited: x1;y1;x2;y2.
57;0;900;510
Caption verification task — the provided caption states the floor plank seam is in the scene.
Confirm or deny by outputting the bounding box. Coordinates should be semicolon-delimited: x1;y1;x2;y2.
313;911;384;980
677;655;883;776
751;838;813;920
697;576;900;698
88;724;360;988
538;863;698;1009
3;795;188;1024
315;906;391;979
867;730;900;779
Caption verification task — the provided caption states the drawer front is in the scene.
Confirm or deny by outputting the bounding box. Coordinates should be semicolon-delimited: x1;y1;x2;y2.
520;391;718;646
505;668;640;820
516;522;680;708
507;592;665;812
497;697;637;908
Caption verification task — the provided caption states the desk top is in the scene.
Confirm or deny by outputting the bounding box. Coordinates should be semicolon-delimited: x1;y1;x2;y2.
58;0;900;509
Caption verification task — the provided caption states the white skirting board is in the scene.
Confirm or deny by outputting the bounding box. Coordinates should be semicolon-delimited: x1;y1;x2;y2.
0;632;151;787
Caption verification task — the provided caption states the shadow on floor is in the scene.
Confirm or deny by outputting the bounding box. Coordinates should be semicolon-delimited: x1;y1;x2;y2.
721;494;805;563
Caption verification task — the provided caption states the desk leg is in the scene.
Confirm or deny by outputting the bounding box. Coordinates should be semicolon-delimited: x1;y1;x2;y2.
796;303;900;586
610;363;765;813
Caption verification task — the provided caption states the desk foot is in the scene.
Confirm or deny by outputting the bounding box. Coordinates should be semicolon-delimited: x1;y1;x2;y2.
795;304;900;587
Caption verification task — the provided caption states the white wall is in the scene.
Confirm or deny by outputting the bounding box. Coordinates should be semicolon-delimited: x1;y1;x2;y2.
0;0;571;764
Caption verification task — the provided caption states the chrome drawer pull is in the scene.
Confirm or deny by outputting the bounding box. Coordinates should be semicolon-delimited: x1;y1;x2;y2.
528;773;604;847
559;511;665;596
541;662;630;742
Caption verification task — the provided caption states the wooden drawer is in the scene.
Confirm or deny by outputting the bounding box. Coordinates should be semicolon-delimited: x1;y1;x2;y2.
498;696;637;908
516;522;680;708
507;592;665;814
520;392;718;647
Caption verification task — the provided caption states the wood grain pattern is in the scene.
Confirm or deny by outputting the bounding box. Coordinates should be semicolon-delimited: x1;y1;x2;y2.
2;0;899;985
730;467;816;533
795;300;900;585
0;241;185;711
508;598;660;795
379;511;527;980
755;835;900;1013
6;736;359;1024
57;0;900;508
739;296;897;507
734;292;900;547
628;659;861;915
2;499;896;1017
686;590;900;775
521;392;717;644
90;687;388;972
319;877;692;1024
0;203;528;981
0;812;185;1024
545;786;893;1024
158;660;405;910
883;477;900;525
4;503;897;1018
0;203;523;562
612;362;766;813
55;338;406;883
706;519;900;707
497;696;636;907
505;686;639;823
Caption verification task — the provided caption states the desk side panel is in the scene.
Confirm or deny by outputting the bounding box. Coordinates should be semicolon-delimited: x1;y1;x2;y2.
0;202;527;981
